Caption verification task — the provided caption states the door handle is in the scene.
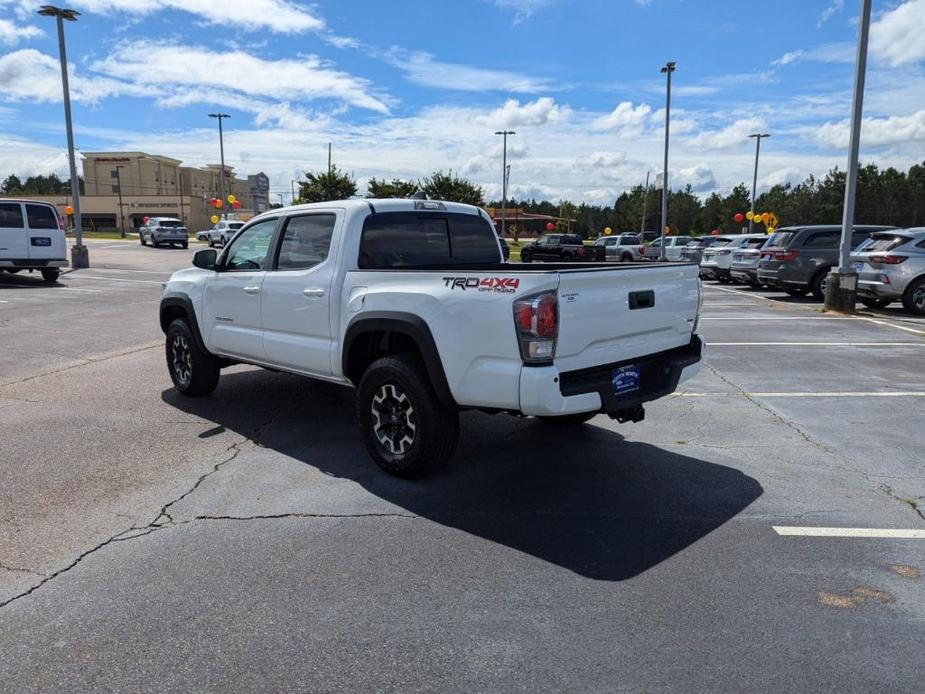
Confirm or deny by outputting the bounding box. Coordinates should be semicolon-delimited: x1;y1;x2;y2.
243;285;261;294
303;288;326;297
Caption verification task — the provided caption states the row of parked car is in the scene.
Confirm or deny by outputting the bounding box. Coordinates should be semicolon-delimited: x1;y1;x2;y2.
691;225;925;316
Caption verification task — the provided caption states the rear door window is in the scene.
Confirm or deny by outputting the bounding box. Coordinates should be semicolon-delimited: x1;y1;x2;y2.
764;231;795;248
158;220;184;228
0;202;24;228
447;214;501;262
359;213;450;268
25;204;58;230
744;238;768;248
276;214;335;271
802;231;840;248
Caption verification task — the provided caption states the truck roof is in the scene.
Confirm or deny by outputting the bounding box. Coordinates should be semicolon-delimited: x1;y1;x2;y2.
253;198;485;222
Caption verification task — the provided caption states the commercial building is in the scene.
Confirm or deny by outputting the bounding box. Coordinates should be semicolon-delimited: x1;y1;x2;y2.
19;152;269;233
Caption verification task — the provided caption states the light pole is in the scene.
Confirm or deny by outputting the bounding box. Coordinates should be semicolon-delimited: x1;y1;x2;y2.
114;164;126;238
39;5;87;268
640;171;650;235
208;113;230;217
494;130;515;238
748;133;770;234
659;61;675;261
825;0;872;313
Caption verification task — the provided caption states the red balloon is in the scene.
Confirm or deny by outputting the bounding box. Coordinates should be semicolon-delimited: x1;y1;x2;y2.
733;212;745;223
143;216;150;223
232;200;242;209
546;222;555;231
711;229;720;235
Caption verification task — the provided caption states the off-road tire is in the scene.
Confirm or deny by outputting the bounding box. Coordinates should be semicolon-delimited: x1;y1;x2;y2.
860;297;892;309
357;354;459;478
537;411;597;426
902;277;925;316
165;318;220;396
41;269;59;283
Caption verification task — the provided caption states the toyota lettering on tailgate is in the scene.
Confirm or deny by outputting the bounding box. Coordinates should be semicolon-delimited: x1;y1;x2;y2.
443;277;521;293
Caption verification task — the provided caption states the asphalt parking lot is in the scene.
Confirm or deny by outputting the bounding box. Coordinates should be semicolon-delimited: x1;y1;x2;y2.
1;241;924;692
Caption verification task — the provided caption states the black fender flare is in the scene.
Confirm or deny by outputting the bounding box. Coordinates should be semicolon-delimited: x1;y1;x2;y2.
343;312;456;408
159;293;209;355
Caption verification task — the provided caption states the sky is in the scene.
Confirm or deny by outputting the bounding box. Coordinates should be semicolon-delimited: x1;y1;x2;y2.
0;0;924;205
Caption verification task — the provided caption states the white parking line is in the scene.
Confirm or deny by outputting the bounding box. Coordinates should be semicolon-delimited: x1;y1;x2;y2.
701;316;863;321
69;274;163;285
774;526;925;539
861;316;925;336
679;391;925;397
703;286;770;300
710;342;923;346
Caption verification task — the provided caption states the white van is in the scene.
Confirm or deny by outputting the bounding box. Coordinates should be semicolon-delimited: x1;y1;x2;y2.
0;199;68;282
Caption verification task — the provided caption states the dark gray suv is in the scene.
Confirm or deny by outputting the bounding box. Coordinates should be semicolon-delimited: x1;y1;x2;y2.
757;225;895;299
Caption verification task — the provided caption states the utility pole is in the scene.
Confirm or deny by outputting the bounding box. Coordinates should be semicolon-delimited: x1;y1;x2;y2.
825;0;872;313
39;5;87;268
328;142;332;174
291;179;296;205
640;171;650;235
114;164;126;238
748;133;770;233
208;113;230;218
495;130;516;238
659;61;676;261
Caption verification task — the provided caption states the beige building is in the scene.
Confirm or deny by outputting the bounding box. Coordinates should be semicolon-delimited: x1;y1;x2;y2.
54;151;270;232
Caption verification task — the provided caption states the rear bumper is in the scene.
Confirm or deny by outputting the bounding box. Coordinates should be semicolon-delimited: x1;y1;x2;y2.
0;258;69;268
730;267;757;283
519;335;704;417
700;266;730;280
857;279;902;299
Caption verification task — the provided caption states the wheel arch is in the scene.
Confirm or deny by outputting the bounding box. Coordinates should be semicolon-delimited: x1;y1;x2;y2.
160;293;209;354
343;312;456;408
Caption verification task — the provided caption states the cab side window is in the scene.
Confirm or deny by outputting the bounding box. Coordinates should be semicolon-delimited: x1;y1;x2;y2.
223;219;278;271
276;214;335;271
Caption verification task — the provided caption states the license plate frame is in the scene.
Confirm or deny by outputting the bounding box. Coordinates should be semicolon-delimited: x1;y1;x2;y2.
612;364;640;396
852;261;864;272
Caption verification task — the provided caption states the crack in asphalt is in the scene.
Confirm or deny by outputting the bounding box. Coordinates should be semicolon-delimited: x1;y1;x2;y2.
879;485;925;522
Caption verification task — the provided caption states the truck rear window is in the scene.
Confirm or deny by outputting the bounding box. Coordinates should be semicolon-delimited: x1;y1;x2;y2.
359;212;500;268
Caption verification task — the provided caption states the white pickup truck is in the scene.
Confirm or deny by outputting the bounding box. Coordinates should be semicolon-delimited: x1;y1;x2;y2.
160;199;704;477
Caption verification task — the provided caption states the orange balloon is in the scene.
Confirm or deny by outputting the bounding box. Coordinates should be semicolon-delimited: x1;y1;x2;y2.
63;205;74;216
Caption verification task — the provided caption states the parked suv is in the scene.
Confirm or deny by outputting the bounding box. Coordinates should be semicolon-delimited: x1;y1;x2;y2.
593;233;642;261
205;219;245;247
139;217;189;248
642;236;692;261
757;225;894;299
681;236;731;265
700;234;767;283
851;228;925;314
0;198;68;282
729;236;774;286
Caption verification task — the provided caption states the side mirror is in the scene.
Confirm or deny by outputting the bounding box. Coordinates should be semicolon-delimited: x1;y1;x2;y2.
193;248;218;270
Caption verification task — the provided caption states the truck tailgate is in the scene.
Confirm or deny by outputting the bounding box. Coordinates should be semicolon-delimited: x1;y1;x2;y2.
554;264;699;373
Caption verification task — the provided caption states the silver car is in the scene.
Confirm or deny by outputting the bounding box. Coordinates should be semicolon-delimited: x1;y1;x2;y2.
593;233;642;261
851;228;925;314
729;236;774;287
139;217;188;248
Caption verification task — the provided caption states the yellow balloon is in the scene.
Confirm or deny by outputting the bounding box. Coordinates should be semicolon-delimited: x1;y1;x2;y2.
210;215;219;224
745;211;754;220
227;194;237;204
604;227;612;236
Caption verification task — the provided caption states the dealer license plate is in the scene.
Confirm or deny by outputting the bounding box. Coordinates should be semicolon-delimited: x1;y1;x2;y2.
852;262;864;272
612;365;640;396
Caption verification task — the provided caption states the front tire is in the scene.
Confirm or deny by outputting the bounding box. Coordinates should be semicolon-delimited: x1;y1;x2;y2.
152;238;160;248
785;287;808;297
860;297;892;309
165;319;220;396
41;269;59;283
357;354;459;478
902;277;925;316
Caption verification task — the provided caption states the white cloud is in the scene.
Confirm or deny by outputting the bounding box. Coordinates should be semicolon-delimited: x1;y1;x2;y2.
672;165;717;193
588;151;627;167
55;0;325;34
817;0;844;27
0;18;43;45
814;110;925;149
870;0;925;67
592;101;652;133
488;0;554;23
387;50;553;93
476;97;570;127
687;117;767;150
772;42;854;66
92;42;390;114
763;167;804;188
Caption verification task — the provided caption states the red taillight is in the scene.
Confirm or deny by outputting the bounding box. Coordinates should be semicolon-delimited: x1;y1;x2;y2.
773;249;798;262
513;291;558;363
868;254;907;265
638;246;645;253
57;216;66;231
577;246;585;256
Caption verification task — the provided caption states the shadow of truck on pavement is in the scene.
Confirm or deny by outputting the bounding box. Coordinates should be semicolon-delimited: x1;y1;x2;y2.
162;367;762;581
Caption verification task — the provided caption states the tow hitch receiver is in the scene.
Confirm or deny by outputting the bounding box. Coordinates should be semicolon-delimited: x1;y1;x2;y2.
610;405;645;423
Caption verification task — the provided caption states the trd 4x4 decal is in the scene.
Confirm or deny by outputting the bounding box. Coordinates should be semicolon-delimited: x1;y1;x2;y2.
443;277;521;293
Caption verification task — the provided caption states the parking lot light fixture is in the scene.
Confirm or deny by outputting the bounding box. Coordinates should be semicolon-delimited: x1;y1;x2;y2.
494;130;516;238
748;134;770;234
38;5;87;268
659;61;675;261
208;113;231;216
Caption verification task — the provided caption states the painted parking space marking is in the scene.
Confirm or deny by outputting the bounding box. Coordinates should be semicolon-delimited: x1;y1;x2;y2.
774;526;925;539
678;391;925;398
69;274;164;285
701;316;865;321
710;341;924;346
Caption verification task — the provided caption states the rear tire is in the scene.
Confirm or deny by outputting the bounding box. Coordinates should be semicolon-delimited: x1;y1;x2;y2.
520;250;532;263
785;287;808;297
166;318;220;396
860;297;892;309
208;237;215;248
902;277;925;316
809;268;831;300
357;354;459;478
537;412;597;426
620;253;633;262
41;269;59;283
561;253;573;261
181;241;189;249
152;238;160;248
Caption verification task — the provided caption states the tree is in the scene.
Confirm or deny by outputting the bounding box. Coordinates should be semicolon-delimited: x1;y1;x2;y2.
367;177;418;199
419;171;484;206
668;185;702;234
1;174;23;194
297;165;357;203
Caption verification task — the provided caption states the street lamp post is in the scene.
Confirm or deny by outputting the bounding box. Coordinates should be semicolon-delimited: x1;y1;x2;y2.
748;133;770;234
825;0;872;313
495;130;515;238
659;61;675;261
114;165;127;238
38;5;87;268
208;113;230;217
